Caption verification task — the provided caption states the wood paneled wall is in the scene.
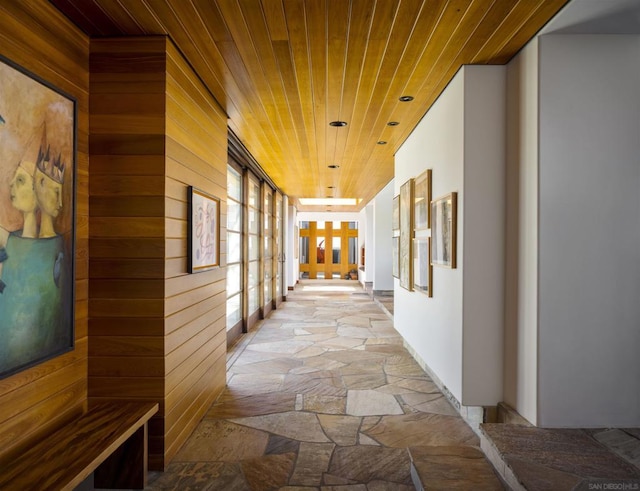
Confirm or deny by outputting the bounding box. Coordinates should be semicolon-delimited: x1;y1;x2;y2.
163;40;227;466
0;0;89;464
88;37;227;469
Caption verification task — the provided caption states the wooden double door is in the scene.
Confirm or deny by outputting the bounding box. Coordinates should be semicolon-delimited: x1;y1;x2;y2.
299;221;358;279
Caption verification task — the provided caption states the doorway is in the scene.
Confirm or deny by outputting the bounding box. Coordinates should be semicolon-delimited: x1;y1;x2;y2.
299;221;358;280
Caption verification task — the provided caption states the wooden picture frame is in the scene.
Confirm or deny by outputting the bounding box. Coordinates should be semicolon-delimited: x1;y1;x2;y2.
392;195;400;236
392;236;399;278
399;179;414;290
413;237;432;296
431;192;457;268
0;55;77;379
188;186;220;273
414;169;432;231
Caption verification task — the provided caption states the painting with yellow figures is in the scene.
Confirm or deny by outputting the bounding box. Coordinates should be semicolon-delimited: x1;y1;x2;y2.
0;56;76;379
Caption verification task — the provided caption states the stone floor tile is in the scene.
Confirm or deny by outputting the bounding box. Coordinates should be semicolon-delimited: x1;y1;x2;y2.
283;371;347;397
266;434;301;455
342;373;387;390
593;428;640;468
335;327;372;339
320;485;367;491
227;373;284;394
367;480;414;491
358;434;380;446
174;420;269;462
241;452;296;491
507;457;584;490
229;357;303;375
346;389;403;416
294;346;331;359
146;462;247;491
400;392;458;416
481;424;640;480
318;414;362;446
206;392;297;419
365;413;479;448
336;316;371;328
317;336;367;350
327;446;413;485
409;446;504;491
303;395;347;414
231;411;331;443
392;377;440;394
321;474;356;486
290;442;336;486
246;339;315;354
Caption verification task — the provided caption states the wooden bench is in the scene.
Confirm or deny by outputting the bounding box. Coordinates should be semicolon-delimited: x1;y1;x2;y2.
0;401;158;491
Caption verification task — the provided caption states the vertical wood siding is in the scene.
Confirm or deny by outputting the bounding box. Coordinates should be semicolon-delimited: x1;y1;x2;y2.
0;0;89;464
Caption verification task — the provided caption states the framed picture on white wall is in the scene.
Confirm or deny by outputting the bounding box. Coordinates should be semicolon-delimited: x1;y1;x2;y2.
431;192;457;268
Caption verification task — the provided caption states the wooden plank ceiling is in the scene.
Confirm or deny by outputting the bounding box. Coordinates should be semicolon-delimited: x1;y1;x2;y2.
51;0;568;212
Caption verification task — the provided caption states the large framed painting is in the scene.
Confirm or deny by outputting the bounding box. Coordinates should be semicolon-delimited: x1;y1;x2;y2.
431;192;458;268
399;178;414;290
0;56;76;379
414;169;432;231
188;186;220;273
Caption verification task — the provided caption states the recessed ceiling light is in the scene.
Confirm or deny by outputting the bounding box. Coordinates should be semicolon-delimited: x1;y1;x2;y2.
328;164;340;169
387;121;399;126
329;121;347;127
377;141;387;145
328;185;335;189
399;95;414;102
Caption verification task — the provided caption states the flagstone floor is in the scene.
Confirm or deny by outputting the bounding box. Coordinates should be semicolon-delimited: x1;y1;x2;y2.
144;280;504;490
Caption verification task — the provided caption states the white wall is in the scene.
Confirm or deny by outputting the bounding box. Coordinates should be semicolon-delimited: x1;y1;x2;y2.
395;66;505;406
363;204;374;283
372;180;394;291
286;204;298;289
537;35;640;427
504;39;540;425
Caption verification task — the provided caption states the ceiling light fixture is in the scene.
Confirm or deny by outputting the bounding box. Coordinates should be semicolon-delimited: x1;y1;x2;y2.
399;95;414;102
387;121;399;126
329;121;347;127
377;141;387;145
328;164;340;169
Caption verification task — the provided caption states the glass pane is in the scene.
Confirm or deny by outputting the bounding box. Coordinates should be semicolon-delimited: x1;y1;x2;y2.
317;237;325;264
226;293;241;330
227;199;241;232
248;179;260;208
264;274;272;303
249;234;259;261
248;286;259;313
227;231;241;263
248;261;259;289
300;237;309;264
333;221;341;229
348;237;358;264
248;208;259;233
264;235;272;258
264;190;272;214
227;166;241;201
332;236;341;264
348;221;358;229
300;221;309;229
317;221;325;229
226;263;241;296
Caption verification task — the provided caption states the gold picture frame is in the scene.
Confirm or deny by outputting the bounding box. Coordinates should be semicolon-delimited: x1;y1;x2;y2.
431;192;457;268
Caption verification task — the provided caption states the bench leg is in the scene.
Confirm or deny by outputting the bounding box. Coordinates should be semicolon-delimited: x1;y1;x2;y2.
94;423;148;489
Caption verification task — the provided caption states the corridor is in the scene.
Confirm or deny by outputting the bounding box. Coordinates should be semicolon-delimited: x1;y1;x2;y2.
144;280;503;490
